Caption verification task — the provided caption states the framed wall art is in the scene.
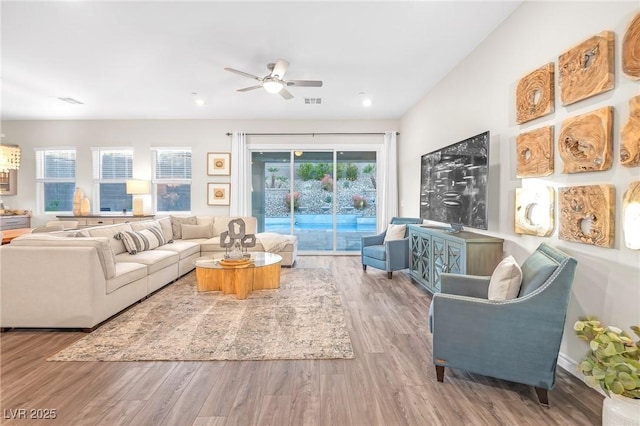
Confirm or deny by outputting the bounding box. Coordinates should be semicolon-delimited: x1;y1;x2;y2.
623;12;640;79
207;152;231;176
207;183;230;206
558;184;615;248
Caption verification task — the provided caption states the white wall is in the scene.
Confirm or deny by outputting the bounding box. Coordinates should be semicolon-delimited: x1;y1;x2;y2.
0;119;397;225
400;1;640;374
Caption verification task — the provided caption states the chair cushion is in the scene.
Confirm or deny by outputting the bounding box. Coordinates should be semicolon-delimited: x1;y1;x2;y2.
383;224;407;242
487;255;522;300
362;244;386;261
518;249;558;297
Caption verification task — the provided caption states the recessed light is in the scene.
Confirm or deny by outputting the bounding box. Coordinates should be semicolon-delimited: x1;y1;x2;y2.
195;98;205;107
362;98;372;107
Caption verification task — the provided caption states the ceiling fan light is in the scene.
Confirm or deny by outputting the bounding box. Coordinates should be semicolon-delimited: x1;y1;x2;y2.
263;78;284;94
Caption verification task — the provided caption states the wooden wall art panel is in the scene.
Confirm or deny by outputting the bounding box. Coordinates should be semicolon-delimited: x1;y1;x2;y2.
516;63;555;124
621;95;640;167
623;12;640;79
515;186;555;237
516;126;554;178
558;106;613;173
559;184;615;248
623;181;640;250
558;31;615;106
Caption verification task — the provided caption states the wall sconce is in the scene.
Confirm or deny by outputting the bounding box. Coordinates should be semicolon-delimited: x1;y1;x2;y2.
623;181;640;250
515;186;555;237
0;144;21;173
126;179;150;216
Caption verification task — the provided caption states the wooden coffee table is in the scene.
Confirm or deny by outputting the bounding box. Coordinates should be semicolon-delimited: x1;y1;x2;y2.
193;252;282;300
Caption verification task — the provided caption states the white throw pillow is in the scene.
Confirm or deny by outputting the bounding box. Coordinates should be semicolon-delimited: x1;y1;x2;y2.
487;255;523;300
383;223;407;243
181;223;213;239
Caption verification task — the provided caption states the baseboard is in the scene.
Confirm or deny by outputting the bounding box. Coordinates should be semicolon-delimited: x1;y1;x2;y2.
557;351;581;380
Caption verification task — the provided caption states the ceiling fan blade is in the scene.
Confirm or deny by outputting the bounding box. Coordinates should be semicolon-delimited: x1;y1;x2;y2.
279;88;294;100
224;67;261;81
287;80;323;87
237;85;262;92
271;59;289;79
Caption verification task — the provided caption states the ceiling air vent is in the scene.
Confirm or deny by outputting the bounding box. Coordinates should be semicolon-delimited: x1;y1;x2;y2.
58;97;84;105
304;98;322;105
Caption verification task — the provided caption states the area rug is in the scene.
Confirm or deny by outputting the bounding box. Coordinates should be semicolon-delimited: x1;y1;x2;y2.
48;268;354;361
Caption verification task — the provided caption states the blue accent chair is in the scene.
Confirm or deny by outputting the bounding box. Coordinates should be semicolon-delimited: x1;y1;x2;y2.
429;243;577;406
361;217;423;278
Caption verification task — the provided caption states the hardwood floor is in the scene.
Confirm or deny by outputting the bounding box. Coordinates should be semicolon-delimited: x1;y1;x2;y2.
1;256;602;425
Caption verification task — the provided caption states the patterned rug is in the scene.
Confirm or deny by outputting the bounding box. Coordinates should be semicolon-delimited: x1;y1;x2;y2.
48;268;354;361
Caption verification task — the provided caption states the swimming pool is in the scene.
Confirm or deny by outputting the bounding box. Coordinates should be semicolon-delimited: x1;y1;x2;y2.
265;214;376;233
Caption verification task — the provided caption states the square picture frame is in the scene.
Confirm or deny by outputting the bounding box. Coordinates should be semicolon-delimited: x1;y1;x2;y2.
207;183;230;206
207;152;231;176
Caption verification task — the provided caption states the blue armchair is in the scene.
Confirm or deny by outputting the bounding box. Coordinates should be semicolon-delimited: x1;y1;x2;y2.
361;217;423;278
429;243;577;406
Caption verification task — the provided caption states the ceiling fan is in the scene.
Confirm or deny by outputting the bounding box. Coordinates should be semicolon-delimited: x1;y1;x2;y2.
224;59;322;100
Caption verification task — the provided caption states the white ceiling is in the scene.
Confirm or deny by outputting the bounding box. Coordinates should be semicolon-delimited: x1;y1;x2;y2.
1;1;522;121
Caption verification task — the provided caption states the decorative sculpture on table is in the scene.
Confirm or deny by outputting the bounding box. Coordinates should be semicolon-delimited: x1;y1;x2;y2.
219;218;256;264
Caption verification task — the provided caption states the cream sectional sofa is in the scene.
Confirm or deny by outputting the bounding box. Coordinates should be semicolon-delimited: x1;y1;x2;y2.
0;216;297;331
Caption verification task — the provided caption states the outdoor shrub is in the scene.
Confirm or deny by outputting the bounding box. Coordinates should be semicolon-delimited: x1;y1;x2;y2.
324;194;332;204
362;164;375;174
314;163;332;180
346;163;359;181
320;174;333;191
352;194;367;209
285;191;300;211
336;163;346;180
297;163;313;181
275;176;288;188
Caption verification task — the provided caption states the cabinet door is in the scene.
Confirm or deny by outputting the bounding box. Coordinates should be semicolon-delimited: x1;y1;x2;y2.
410;231;431;288
445;240;464;275
432;236;446;292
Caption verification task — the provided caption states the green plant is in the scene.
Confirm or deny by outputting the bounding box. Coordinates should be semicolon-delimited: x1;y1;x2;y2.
574;317;640;398
275;176;288;188
285;191;300;211
336;163;346;180
324;194;332;204
362;163;375;174
46;200;61;211
352;194;367;209
297;163;313;181
314;163;332;180
267;167;279;188
320;174;333;191
346;163;359;181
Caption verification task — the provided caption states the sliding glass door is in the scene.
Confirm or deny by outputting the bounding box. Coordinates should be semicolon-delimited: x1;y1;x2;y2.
251;149;377;253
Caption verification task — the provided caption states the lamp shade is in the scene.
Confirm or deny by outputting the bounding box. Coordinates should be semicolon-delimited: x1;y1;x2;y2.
262;78;284;94
126;179;150;195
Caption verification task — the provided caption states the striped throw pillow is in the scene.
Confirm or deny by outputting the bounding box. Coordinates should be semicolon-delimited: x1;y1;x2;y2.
114;225;166;255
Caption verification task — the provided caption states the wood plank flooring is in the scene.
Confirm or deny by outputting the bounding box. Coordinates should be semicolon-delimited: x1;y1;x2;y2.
1;256;602;425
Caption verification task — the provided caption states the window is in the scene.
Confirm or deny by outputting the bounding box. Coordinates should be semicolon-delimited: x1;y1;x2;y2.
92;148;133;213
35;148;76;213
152;148;192;212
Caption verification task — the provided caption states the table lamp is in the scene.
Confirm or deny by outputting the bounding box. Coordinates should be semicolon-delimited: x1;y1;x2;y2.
126;179;150;216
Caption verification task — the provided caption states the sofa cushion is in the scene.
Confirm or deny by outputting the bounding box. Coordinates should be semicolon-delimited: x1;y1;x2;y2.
9;234;117;279
196;216;214;226
154;239;201;260
115;226;166;255
106;262;148;294
487;255;522;301
77;222;134;255
170;215;197;239
131;218;174;243
383;224;407;242
115;250;179;275
182;223;213;239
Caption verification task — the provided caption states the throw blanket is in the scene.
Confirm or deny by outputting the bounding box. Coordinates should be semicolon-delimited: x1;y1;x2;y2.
257;232;291;253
